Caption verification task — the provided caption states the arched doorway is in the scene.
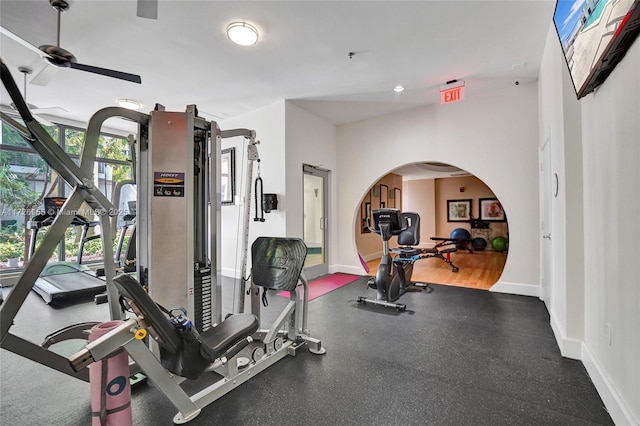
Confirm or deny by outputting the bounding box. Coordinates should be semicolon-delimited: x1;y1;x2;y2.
355;162;508;290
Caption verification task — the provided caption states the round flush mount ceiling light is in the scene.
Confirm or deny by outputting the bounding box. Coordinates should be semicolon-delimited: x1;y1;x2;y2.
117;98;142;110
227;21;259;46
393;85;405;93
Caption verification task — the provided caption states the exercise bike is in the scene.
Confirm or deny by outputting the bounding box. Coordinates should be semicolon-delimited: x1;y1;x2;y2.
357;208;431;311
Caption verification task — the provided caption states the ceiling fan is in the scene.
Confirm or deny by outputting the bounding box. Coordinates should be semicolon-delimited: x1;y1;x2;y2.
9;66;67;126
0;0;142;85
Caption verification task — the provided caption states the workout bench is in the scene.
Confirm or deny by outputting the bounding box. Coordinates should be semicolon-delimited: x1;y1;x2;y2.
390;213;461;273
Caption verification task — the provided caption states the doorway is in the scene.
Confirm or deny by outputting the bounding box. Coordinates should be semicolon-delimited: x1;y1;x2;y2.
357;167;508;290
303;165;329;279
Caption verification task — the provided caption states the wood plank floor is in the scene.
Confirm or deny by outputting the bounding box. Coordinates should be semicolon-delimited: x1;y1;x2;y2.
366;249;508;290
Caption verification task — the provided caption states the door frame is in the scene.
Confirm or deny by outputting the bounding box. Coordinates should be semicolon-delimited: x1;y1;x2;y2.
302;164;329;279
540;134;553;304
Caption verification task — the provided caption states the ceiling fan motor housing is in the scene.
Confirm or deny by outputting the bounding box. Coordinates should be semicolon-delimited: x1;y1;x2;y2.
50;0;69;12
39;45;76;67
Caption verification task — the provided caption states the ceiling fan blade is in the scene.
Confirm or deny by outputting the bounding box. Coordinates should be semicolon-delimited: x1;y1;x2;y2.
69;62;142;84
31;106;69;114
31;113;56;127
0;26;51;59
30;64;59;86
137;0;158;20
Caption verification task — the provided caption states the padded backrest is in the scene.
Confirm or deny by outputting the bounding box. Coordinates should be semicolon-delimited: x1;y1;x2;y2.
397;212;420;246
251;237;307;291
113;274;182;354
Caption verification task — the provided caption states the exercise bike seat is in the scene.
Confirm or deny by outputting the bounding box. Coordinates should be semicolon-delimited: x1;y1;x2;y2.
392;212;423;257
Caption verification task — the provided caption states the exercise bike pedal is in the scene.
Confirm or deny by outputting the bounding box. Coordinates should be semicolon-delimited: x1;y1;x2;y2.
366;277;376;289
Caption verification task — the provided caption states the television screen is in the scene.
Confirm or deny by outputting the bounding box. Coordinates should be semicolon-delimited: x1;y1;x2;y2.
553;0;640;99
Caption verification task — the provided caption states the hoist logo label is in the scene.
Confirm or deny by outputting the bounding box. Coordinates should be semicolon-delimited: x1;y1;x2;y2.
154;172;185;185
154;172;185;197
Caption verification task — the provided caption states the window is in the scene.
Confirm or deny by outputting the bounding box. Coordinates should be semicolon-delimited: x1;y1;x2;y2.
1;117;132;272
64;128;84;155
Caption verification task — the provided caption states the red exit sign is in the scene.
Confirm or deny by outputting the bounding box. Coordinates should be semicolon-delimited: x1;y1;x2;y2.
440;85;465;104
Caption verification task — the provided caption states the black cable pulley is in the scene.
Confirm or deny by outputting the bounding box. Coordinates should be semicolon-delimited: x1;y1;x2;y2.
254;160;265;222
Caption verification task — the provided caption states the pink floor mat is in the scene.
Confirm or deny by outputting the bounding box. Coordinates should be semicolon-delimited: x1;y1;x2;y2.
277;273;361;301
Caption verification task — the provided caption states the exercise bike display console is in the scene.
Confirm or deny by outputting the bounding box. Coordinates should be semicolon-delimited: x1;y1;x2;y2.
369;208;404;234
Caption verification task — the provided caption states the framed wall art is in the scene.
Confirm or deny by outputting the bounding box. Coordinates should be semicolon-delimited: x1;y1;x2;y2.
479;198;505;221
447;199;472;222
221;148;235;204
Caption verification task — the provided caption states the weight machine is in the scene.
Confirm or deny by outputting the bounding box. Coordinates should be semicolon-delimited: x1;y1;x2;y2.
1;59;325;422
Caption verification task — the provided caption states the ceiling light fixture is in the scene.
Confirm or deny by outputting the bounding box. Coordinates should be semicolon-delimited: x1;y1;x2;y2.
117;98;142;110
227;21;259;46
393;85;405;93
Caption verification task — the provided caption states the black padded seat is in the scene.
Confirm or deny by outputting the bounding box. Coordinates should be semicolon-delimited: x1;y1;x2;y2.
397;212;420;246
393;212;424;257
200;314;258;361
114;274;257;360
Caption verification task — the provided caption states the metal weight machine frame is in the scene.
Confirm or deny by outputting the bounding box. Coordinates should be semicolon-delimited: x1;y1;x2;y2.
1;60;326;420
68;105;326;422
71;239;326;424
136;105;260;330
0;60;148;380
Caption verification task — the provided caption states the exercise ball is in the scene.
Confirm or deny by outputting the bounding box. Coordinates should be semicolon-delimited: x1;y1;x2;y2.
491;236;508;252
450;228;471;241
450;228;471;250
472;237;487;251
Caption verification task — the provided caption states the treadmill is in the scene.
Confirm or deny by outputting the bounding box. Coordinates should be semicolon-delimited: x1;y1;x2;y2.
28;197;106;304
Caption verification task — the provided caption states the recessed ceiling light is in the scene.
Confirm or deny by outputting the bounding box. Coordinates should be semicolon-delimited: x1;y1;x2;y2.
117;99;142;110
393;85;405;93
227;21;259;46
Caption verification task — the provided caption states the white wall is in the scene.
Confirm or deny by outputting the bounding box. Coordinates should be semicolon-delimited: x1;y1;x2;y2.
539;23;639;425
538;25;586;358
335;85;541;294
403;178;436;248
218;101;338;278
580;40;640;425
284;102;338;271
219;101;287;278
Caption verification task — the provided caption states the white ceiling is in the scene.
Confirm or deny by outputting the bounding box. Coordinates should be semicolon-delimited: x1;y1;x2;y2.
1;0;555;175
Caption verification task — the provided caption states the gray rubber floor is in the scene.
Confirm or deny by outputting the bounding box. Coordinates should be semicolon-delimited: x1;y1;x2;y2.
0;276;613;425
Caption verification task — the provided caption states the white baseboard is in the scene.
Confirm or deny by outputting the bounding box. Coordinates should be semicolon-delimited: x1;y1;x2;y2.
549;312;582;360
489;281;540;297
582;344;639;426
360;251;382;262
331;264;368;275
221;267;240;279
548;311;638;425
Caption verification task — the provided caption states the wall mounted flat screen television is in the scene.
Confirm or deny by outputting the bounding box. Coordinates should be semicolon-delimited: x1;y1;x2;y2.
553;0;640;99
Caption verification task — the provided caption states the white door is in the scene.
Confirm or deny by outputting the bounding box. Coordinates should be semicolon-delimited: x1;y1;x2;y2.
540;136;553;304
303;165;329;279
